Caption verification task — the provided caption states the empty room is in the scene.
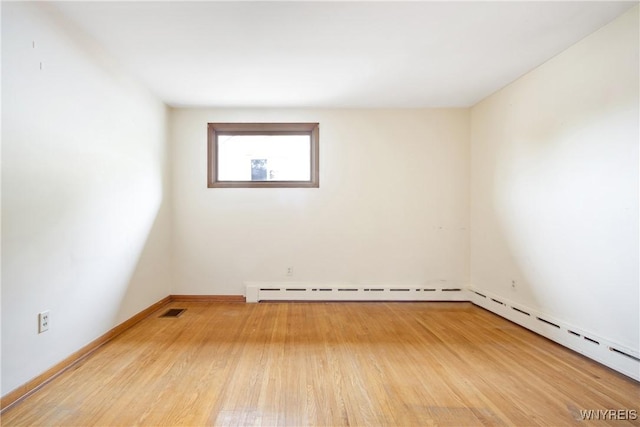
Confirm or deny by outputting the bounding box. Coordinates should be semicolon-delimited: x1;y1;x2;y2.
1;1;639;425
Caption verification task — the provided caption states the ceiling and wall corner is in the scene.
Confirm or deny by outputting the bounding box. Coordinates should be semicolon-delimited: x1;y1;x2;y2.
51;1;637;108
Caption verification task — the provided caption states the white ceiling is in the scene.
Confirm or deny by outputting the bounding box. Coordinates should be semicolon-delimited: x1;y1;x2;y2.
52;1;637;108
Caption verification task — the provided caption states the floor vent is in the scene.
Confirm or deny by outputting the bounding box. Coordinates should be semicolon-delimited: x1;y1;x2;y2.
160;308;186;318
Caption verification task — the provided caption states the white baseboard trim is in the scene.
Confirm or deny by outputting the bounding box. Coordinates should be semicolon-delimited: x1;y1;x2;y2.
244;281;468;303
468;286;639;382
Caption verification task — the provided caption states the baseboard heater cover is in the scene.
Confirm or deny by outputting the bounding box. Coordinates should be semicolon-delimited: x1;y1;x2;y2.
244;282;468;303
468;287;639;382
243;282;639;381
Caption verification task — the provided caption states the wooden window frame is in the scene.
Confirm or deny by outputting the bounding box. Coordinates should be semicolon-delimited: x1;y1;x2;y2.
207;122;319;188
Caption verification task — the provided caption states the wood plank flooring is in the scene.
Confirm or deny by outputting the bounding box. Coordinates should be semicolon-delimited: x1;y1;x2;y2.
2;302;639;426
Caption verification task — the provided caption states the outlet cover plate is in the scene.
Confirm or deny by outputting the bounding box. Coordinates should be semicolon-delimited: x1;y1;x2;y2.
39;311;50;333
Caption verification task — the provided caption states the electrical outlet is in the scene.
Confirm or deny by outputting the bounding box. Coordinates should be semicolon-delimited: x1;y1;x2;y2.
39;311;50;333
286;267;293;277
511;280;517;289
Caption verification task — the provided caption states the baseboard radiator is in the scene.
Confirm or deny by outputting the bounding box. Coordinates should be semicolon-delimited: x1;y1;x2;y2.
245;282;468;303
468;287;640;382
244;282;639;382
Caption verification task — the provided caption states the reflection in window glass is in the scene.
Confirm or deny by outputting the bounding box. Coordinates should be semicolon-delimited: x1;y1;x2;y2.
217;135;311;182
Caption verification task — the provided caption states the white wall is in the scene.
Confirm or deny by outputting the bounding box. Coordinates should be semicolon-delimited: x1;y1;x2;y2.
470;7;639;352
1;3;172;394
171;109;469;295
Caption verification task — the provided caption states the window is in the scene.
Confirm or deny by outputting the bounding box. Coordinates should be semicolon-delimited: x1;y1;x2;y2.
207;123;319;188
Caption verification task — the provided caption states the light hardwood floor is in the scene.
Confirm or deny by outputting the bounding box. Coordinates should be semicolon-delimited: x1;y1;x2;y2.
2;302;639;426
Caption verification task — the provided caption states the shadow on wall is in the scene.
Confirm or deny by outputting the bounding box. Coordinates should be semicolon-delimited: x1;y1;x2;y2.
114;191;172;325
0;1;172;395
0;140;170;394
477;74;639;349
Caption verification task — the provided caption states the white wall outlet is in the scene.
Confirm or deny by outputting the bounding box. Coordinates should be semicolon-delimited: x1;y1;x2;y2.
286;267;293;277
511;280;517;289
39;311;50;333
